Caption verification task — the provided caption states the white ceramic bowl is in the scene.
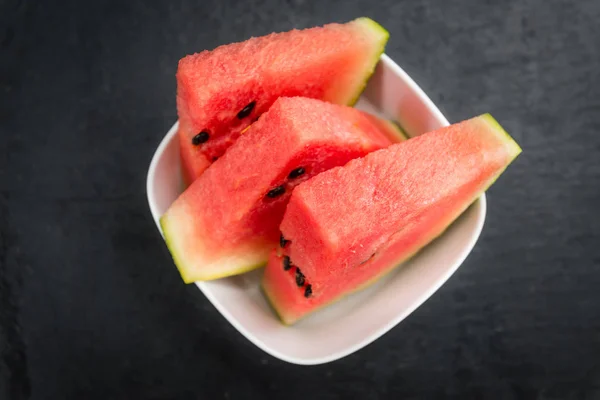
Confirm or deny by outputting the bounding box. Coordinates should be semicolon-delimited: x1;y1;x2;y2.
146;54;486;365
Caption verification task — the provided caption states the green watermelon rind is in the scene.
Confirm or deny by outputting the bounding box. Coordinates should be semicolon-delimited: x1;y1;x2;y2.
387;120;409;141
160;216;204;283
260;283;287;324
262;114;522;325
372;118;408;143
347;18;390;107
160;216;267;283
480;113;522;157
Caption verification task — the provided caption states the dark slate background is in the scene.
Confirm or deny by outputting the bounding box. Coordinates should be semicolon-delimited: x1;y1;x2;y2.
1;0;599;398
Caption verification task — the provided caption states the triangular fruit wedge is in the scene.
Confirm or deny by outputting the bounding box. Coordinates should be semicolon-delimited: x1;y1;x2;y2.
177;17;389;184
262;114;521;324
161;97;405;282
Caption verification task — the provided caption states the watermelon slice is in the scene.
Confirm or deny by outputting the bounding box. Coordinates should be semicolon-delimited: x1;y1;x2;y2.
161;97;405;282
176;17;389;184
262;114;521;324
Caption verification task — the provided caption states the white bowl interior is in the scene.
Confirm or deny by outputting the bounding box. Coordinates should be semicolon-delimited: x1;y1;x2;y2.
146;55;486;365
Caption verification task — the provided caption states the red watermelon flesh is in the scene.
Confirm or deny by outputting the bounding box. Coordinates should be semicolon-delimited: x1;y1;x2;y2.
263;114;521;324
177;18;389;184
161;97;405;283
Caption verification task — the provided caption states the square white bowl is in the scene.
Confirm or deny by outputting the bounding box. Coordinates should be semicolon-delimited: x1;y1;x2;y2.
146;54;486;365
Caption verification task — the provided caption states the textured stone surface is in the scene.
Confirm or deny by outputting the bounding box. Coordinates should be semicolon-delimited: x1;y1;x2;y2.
1;0;599;398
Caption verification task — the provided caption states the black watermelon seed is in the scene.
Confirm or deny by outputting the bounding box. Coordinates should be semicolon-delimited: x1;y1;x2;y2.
295;268;305;287
304;284;312;298
266;185;285;198
192;131;209;145
237;101;256;119
280;234;289;248
283;256;292;271
212;156;219;161
288;167;305;179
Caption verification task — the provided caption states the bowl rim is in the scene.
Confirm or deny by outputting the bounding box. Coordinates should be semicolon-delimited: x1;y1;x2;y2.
146;53;487;365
